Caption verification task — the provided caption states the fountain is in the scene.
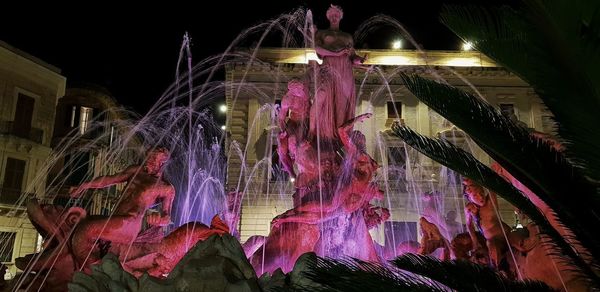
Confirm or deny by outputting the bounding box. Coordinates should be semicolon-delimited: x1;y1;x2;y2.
2;3;588;292
2;5;420;289
245;5;385;274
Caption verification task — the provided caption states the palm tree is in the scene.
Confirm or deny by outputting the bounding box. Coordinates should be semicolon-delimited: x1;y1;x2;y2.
393;0;600;288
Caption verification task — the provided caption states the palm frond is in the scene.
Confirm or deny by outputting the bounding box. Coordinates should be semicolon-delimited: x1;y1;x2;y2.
440;3;600;184
392;253;555;292
400;73;600;265
295;257;446;292
391;124;599;285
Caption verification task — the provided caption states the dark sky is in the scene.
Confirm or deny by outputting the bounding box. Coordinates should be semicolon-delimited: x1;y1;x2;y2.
0;1;514;115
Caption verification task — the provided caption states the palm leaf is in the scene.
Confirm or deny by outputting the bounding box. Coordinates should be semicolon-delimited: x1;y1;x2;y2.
295;257;446;292
391;124;599;285
279;255;555;292
399;73;600;265
392;253;555;292
440;2;600;185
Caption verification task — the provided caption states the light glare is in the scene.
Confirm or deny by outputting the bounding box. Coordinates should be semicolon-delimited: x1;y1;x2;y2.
462;41;473;51
219;104;227;113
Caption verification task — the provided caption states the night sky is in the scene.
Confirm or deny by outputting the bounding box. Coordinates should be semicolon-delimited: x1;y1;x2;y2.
0;1;515;115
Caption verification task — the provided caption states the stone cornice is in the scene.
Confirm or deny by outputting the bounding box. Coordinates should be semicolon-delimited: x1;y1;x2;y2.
233;48;498;67
0;43;67;97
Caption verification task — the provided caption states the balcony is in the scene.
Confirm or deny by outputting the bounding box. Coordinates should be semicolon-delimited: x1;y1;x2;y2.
0;187;21;205
0;120;43;144
0;188;35;210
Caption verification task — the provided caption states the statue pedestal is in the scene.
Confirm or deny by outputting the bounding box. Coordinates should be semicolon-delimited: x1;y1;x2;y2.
250;209;379;275
250;222;320;275
314;211;379;262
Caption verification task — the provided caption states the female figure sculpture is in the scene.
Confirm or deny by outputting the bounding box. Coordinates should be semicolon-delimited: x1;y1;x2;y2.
310;4;367;140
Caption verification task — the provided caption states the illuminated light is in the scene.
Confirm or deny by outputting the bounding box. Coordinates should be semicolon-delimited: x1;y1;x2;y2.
221;125;226;130
290;177;295;183
275;49;323;64
462;41;473;51
392;40;402;49
257;48;498;67
443;57;480;67
219;104;227;113
261;48;498;67
305;51;323;65
371;55;413;66
516;223;524;229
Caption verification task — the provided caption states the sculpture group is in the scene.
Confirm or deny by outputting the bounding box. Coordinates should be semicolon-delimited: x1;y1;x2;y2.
11;4;584;292
247;4;390;274
14;148;231;291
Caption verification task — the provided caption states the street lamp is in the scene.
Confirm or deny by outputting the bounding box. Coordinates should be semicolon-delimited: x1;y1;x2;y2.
462;41;473;51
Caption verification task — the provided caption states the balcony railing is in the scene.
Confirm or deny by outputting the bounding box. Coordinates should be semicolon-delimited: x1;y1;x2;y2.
0;120;43;144
0;188;35;206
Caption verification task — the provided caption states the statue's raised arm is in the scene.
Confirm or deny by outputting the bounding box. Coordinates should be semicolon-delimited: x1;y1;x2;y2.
69;165;138;198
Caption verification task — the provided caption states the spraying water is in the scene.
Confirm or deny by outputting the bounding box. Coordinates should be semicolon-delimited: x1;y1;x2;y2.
2;5;561;291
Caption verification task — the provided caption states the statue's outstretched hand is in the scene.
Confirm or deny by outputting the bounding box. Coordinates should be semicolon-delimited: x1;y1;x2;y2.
69;186;85;198
465;202;479;216
340;112;372;130
270;216;282;229
355;112;372;123
353;52;367;65
271;211;291;229
147;213;171;227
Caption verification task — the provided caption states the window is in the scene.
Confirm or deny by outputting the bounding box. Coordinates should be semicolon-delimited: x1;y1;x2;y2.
0;232;15;262
69;105;77;127
13;94;35;139
387;101;402;119
36;234;43;253
1;158;26;204
79;106;94;134
387;146;406;167
438;127;467;151
67;106;96;134
499;103;517;120
65;152;91;185
274;98;284;124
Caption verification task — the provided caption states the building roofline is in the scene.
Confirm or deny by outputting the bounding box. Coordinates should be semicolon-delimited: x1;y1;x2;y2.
0;40;62;74
238;47;499;67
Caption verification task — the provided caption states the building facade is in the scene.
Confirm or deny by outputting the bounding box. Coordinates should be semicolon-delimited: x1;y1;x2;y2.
0;41;66;277
225;48;551;244
49;85;140;216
